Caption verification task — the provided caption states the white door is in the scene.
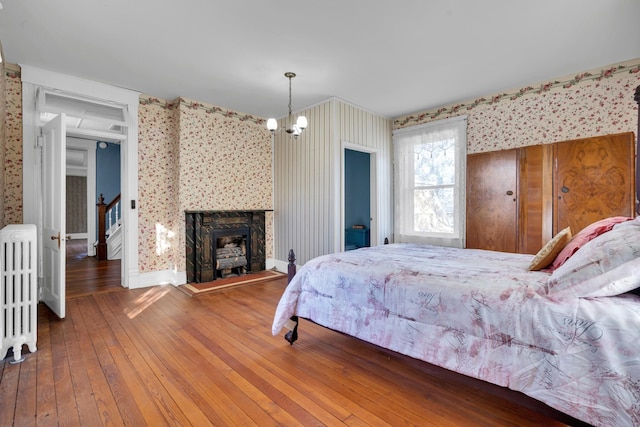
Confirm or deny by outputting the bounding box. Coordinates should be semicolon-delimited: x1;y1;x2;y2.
42;114;66;318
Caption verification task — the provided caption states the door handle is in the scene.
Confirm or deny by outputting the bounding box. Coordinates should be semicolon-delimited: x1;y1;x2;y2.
50;232;63;249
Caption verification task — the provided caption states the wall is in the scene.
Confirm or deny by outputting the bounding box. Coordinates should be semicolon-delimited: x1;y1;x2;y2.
137;96;273;275
394;59;640;153
273;99;393;265
0;41;4;227
95;141;121;241
3;71;273;279
96;142;121;206
137;96;180;274
66;175;87;233
4;58;638;274
175;97;273;273
3;63;21;225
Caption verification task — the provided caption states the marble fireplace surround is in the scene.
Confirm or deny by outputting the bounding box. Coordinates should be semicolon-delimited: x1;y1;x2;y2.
185;210;270;283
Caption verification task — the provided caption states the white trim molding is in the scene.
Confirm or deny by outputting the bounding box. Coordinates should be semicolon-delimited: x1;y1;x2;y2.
21;65;141;288
138;269;186;288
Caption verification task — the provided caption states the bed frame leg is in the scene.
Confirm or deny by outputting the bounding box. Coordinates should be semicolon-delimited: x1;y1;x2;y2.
283;249;299;344
284;316;299;345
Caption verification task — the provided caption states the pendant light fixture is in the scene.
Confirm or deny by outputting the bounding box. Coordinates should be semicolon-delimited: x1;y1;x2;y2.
267;72;307;138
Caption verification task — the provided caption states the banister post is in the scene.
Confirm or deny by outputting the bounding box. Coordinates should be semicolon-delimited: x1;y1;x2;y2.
96;194;107;260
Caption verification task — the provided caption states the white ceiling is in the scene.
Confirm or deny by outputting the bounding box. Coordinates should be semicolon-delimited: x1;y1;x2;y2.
1;0;639;120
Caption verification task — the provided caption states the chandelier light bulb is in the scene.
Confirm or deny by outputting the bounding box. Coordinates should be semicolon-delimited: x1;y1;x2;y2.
267;118;278;132
296;116;307;130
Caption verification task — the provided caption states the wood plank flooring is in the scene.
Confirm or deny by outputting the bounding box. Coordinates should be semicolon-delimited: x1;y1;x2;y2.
65;239;121;299
0;247;586;426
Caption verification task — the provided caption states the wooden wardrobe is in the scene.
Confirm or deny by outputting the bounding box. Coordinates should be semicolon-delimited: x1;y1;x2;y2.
466;132;636;254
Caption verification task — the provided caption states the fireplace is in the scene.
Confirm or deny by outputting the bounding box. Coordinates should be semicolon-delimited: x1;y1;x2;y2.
185;210;269;283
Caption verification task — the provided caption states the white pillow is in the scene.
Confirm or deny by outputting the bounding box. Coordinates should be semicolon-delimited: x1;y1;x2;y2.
546;218;640;297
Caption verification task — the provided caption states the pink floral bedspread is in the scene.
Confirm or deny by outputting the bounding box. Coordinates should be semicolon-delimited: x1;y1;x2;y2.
273;244;640;426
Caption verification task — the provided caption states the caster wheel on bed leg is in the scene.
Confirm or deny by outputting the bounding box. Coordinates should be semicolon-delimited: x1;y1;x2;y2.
284;329;297;345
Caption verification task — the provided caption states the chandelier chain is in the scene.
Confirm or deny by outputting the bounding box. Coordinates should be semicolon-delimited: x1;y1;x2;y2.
288;75;293;116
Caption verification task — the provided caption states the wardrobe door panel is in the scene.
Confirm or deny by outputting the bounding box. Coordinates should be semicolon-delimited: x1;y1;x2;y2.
554;132;635;235
466;149;518;252
518;144;553;254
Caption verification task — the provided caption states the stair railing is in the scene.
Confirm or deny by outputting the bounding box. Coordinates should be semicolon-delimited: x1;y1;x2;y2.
106;195;121;236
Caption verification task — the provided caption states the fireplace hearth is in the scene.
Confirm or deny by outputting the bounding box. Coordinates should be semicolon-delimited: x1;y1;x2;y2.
185;210;269;283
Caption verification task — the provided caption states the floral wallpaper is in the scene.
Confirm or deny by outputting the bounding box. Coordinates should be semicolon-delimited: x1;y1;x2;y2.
137;97;180;274
176;98;273;272
137;96;273;274
395;59;640;154
0;45;4;228
3;64;22;225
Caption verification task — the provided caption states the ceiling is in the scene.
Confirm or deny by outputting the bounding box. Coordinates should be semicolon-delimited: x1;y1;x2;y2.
1;0;639;120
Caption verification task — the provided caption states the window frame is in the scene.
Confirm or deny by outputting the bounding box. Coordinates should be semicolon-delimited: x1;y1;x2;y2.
393;115;467;248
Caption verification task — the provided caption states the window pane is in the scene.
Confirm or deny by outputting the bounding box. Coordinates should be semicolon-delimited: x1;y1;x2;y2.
393;116;466;247
414;187;454;233
414;139;456;186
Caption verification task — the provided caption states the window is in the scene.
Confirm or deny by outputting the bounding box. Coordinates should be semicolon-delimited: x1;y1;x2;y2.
393;116;467;248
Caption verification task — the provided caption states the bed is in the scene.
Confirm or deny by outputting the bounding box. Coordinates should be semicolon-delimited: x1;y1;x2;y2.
272;217;640;426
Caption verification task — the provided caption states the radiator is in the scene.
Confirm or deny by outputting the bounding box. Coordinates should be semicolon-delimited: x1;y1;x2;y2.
0;224;38;363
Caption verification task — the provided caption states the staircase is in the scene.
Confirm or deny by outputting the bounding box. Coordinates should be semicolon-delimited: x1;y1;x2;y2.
106;218;122;260
96;193;122;260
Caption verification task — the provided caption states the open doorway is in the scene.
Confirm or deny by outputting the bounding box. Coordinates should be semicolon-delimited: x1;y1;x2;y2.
22;66;141;318
344;149;371;250
342;143;379;251
65;138;122;297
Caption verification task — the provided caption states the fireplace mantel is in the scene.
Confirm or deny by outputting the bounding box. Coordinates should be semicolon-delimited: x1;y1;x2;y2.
185;210;271;283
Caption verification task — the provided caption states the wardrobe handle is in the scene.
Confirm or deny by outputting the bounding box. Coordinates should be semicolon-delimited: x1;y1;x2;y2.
561;186;570;193
506;190;513;196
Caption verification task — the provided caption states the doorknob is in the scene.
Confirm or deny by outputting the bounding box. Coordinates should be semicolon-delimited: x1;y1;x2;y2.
50;232;63;249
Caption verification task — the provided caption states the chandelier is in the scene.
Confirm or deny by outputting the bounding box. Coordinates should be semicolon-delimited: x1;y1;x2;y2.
266;72;307;138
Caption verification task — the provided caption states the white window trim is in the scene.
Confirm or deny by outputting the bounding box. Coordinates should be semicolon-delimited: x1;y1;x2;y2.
393;115;467;248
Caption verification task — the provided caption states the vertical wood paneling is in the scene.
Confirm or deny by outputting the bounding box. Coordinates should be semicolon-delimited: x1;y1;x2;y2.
338;101;394;245
274;99;392;265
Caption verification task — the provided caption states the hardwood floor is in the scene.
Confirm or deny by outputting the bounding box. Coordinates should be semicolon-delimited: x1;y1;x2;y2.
0;261;585;426
65;239;122;299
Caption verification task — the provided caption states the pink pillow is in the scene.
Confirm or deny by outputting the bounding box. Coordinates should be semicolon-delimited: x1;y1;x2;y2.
550;216;634;270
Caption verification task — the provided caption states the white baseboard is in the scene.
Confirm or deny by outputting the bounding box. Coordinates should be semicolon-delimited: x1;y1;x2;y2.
267;257;300;275
135;269;186;289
